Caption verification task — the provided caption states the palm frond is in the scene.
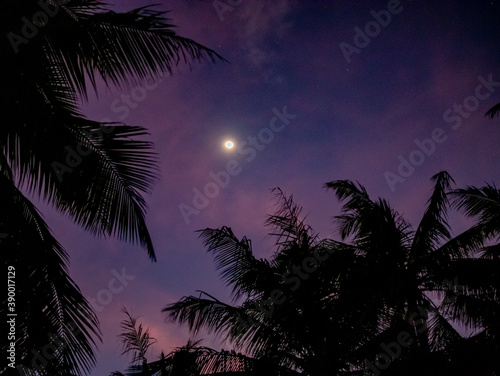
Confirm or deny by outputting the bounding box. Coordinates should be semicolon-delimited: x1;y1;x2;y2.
163;291;291;360
120;340;300;376
0;174;100;374
265;188;316;251
118;308;157;365
480;243;500;259
198;349;255;374
199;348;300;376
452;184;500;236
324;180;372;240
432;224;486;267
41;3;227;99
427;310;462;351
198;227;275;301
164;293;244;339
2;116;158;260
486;102;500;118
411;171;454;257
326;180;411;267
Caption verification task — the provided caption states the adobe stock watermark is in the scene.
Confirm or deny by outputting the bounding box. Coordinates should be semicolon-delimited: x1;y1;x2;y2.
212;0;242;22
363;330;413;375
51;73;165;182
7;0;69;54
15;320;83;374
88;268;135;312
363;306;432;376
384;74;500;192
178;106;296;225
109;72;166;121
339;0;403;64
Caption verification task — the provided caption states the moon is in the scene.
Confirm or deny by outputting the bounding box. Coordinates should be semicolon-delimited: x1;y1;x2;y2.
224;140;234;149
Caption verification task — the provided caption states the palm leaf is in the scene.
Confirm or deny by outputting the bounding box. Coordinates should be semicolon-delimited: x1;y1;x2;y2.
197;227;275;301
265;188;316;251
2;115;158;260
485;102;500;118
37;2;227;100
427;309;462;351
452;184;500;237
118;308;157;365
0;174;100;375
164;292;244;339
324;180;373;240
433;224;487;264
411;171;454;258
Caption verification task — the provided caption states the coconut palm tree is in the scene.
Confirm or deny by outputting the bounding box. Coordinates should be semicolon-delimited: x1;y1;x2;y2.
164;173;500;375
323;171;500;375
0;1;224;373
164;189;383;376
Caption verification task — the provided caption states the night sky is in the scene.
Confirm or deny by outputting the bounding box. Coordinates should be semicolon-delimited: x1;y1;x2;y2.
34;1;500;374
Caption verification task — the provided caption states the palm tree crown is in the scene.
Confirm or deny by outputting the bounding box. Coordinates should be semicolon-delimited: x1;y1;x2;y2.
164;173;500;376
1;1;225;374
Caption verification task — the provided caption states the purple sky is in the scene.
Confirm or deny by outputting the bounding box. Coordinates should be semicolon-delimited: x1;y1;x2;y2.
33;0;500;374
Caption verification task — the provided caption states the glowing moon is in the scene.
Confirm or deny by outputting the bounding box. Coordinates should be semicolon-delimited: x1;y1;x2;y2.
224;140;234;149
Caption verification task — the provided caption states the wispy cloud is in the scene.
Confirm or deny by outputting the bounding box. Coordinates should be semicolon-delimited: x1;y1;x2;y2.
234;0;295;80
